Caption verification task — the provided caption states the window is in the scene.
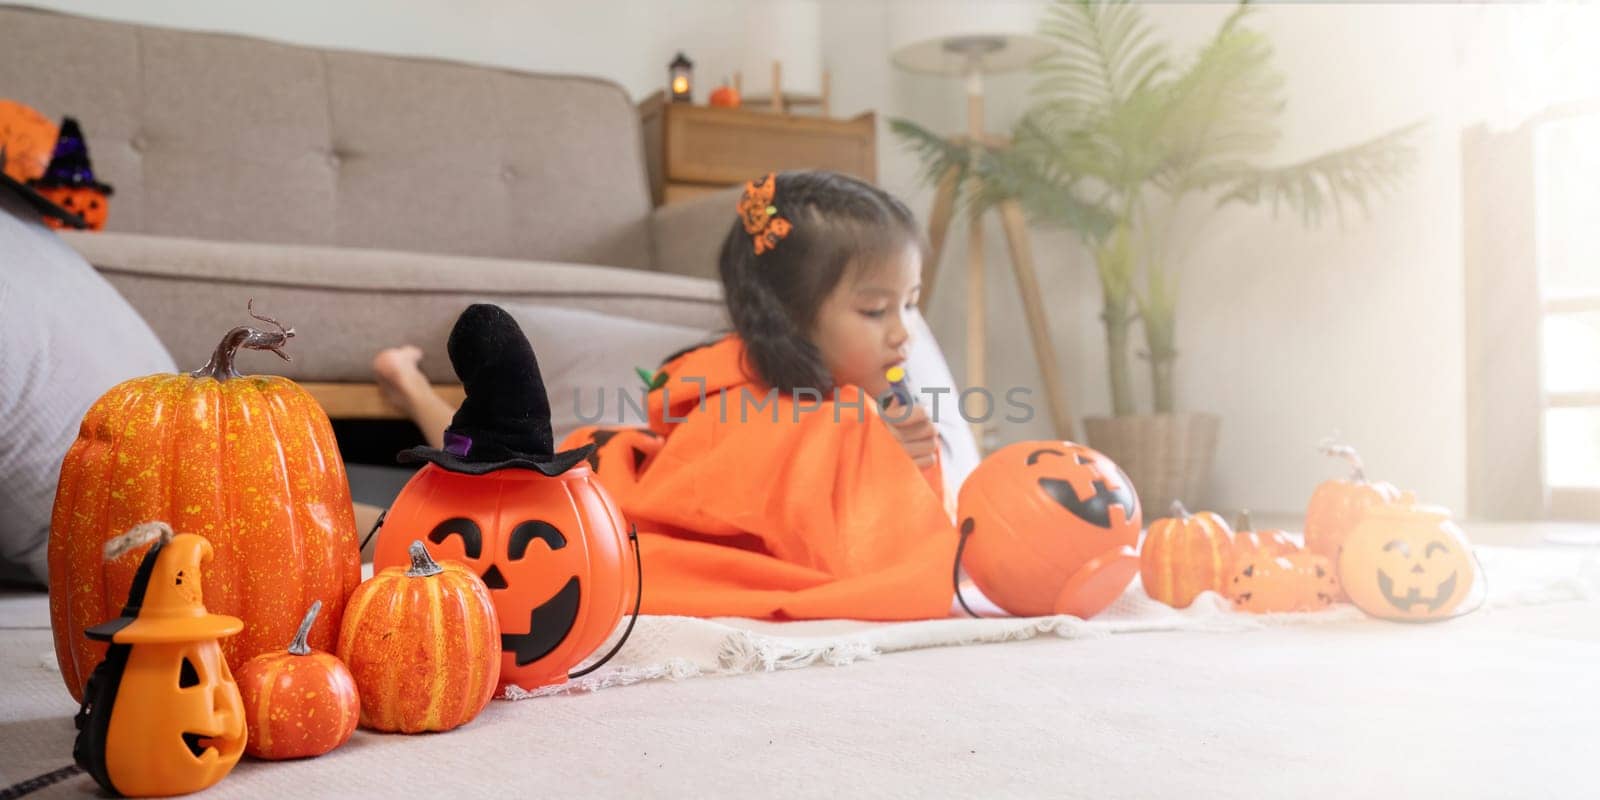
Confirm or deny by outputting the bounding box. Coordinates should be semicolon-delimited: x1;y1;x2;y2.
1536;113;1600;518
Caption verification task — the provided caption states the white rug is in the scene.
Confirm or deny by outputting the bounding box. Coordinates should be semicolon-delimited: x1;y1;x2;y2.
506;544;1600;698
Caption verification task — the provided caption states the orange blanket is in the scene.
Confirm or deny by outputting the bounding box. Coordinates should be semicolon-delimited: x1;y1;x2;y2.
560;335;957;620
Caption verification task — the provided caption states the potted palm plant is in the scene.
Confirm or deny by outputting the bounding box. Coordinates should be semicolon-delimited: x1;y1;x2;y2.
894;0;1418;509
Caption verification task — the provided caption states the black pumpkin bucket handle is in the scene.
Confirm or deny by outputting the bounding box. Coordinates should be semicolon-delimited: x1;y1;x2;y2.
569;525;643;680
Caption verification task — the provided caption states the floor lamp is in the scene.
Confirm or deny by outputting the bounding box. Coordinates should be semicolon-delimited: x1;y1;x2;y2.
889;4;1077;450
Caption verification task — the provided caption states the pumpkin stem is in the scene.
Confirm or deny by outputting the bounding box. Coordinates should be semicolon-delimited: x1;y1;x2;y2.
103;521;175;560
1167;500;1190;519
406;541;444;578
190;299;295;380
287;600;322;656
1235;509;1253;532
1318;437;1366;481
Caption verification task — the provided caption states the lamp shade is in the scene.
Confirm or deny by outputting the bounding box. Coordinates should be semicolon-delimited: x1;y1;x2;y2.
888;0;1056;76
741;0;823;99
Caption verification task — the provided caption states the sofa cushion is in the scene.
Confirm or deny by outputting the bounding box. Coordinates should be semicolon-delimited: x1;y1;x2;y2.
62;231;728;384
0;5;656;270
0;195;177;587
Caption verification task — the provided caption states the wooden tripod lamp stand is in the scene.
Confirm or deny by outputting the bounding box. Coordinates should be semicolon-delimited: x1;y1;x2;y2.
890;5;1074;449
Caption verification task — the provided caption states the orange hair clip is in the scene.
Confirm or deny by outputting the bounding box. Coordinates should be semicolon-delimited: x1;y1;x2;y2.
736;173;792;255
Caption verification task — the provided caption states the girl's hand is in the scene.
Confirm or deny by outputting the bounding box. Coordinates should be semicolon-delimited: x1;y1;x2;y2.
883;399;938;469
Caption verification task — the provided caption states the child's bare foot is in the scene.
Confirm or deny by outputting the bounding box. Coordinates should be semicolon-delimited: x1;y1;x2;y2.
372;346;430;414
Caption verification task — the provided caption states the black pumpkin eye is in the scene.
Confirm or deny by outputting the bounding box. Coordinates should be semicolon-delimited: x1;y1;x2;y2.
1382;539;1412;558
1026;448;1066;466
60;196;74;207
88;199;100;210
1425;541;1449;558
179;656;201;689
508;520;565;560
428;517;482;559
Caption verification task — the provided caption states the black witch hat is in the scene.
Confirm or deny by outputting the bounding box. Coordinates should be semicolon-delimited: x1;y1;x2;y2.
398;304;593;476
30;117;114;194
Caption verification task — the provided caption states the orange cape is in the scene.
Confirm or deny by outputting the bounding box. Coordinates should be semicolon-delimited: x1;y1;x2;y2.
560;335;956;620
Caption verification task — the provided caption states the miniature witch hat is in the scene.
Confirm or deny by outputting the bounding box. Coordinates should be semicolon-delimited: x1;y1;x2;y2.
398;304;594;476
30;117;113;194
85;525;243;645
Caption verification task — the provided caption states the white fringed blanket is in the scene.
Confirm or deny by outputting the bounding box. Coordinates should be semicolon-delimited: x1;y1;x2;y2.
505;544;1600;698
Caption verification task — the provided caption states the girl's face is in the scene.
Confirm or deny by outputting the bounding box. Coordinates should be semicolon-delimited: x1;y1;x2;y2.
808;240;922;399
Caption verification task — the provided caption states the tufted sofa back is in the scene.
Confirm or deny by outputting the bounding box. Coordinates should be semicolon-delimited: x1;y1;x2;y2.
0;6;657;270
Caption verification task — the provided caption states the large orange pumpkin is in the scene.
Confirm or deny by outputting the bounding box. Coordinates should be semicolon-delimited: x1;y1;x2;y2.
1304;439;1413;564
338;541;501;733
372;463;639;691
236;600;360;760
1338;503;1477;622
0;100;57;182
50;306;361;702
1139;501;1234;609
956;441;1142;618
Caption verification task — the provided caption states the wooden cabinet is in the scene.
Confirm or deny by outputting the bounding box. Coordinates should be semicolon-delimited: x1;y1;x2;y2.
638;90;876;206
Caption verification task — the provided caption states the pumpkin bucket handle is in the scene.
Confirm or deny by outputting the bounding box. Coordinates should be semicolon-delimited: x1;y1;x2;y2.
568;525;644;680
191;300;295;380
953;517;983;619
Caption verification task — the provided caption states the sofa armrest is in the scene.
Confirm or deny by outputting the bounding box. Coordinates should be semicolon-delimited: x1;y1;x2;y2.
648;187;742;281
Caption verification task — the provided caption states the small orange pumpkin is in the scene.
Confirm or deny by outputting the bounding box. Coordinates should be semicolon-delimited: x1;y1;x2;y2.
708;83;741;108
1227;552;1338;613
1304;439;1413;565
1139;501;1233;609
236;601;360;760
36;184;110;230
1231;510;1298;561
337;541;500;733
1338;503;1476;622
956;441;1142;618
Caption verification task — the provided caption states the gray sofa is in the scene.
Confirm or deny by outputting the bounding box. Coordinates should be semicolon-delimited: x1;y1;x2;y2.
1;4;734;385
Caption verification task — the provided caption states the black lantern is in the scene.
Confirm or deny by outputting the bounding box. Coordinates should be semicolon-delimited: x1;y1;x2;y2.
669;52;694;103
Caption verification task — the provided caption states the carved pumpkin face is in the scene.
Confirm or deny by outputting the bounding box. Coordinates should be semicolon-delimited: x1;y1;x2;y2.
957;440;1142;618
373;463;636;690
1227;552;1338;613
37;185;109;230
1339;504;1476;621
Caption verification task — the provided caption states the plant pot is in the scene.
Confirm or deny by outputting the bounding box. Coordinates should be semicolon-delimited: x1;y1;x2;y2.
1083;412;1220;514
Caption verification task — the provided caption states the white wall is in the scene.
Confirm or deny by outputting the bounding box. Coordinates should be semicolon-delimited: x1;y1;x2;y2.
21;0;1479;515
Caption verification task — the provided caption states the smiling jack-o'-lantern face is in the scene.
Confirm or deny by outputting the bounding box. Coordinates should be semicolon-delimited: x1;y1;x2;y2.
1339;504;1476;621
957;441;1142;618
373;463;636;690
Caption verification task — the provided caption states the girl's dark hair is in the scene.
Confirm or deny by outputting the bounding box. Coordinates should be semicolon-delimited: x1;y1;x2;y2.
715;170;920;392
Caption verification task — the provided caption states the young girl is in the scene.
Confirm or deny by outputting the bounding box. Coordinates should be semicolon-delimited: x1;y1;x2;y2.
374;170;957;620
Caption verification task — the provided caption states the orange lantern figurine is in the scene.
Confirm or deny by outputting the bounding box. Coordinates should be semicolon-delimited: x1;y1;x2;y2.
73;522;246;797
955;441;1142;618
372;304;640;692
1338;502;1479;622
29;117;113;230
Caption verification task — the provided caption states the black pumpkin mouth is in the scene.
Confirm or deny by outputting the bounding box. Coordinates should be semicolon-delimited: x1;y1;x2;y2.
1377;569;1457;612
181;732;215;759
501;577;581;666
